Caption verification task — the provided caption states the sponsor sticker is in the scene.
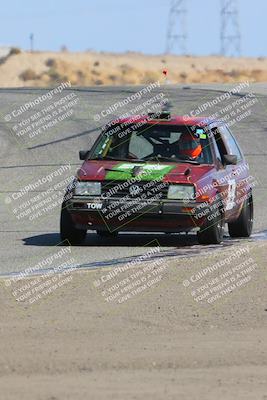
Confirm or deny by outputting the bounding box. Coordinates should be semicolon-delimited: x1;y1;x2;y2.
87;202;103;210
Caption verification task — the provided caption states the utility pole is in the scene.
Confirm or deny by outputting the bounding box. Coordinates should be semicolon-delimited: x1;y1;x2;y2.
30;33;34;53
165;0;187;55
221;0;241;56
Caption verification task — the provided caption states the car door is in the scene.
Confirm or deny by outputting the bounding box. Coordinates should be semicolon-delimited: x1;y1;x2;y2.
218;125;249;220
209;125;242;221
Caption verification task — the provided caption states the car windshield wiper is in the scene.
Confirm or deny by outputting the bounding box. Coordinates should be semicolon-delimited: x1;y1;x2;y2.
144;156;200;165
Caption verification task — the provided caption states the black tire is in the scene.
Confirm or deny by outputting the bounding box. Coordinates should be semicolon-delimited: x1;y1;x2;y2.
96;230;118;238
60;206;87;245
197;208;225;245
228;193;253;238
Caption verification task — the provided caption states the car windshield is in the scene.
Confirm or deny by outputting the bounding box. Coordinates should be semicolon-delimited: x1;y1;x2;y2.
91;124;213;164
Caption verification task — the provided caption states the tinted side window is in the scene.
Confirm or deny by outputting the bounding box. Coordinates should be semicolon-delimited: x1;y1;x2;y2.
219;126;243;161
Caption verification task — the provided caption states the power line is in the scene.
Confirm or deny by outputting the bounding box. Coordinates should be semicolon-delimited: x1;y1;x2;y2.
165;0;187;55
221;0;241;56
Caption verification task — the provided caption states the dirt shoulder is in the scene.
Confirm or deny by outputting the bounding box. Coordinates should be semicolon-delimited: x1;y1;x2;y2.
0;241;267;399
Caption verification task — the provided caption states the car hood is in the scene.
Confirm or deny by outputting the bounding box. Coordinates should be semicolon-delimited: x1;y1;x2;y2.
77;160;215;184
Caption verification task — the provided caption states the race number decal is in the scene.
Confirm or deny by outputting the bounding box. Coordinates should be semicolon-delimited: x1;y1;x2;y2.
225;179;236;211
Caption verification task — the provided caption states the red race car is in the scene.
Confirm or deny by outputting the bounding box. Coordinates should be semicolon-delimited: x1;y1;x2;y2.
60;111;253;245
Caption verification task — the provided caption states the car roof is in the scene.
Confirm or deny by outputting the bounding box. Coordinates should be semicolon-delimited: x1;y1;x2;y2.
112;115;220;127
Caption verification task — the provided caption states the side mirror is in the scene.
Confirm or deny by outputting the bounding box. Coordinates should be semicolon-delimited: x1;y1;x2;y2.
79;150;89;160
223;154;237;165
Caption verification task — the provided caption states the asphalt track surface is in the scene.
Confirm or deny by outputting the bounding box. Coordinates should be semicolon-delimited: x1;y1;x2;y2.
0;83;266;275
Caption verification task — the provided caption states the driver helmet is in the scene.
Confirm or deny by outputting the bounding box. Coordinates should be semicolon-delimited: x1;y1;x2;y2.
178;132;202;159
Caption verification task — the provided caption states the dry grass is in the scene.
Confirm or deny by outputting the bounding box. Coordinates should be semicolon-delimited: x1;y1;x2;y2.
0;50;267;87
20;68;39;81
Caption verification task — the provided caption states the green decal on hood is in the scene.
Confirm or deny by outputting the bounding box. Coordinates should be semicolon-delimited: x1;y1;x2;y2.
105;163;175;181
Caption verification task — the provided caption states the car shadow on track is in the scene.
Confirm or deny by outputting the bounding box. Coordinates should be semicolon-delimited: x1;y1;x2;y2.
22;232;203;247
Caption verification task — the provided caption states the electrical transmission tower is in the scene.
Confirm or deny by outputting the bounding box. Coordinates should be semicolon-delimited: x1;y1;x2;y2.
165;0;187;55
221;0;241;56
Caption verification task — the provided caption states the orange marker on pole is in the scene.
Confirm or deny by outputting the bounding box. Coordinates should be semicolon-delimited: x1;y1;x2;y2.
162;68;168;76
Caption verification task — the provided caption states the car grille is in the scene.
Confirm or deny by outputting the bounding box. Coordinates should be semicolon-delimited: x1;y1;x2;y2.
100;180;169;199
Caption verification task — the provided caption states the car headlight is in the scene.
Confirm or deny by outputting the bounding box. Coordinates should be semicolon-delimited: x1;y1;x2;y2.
167;184;195;200
74;181;101;196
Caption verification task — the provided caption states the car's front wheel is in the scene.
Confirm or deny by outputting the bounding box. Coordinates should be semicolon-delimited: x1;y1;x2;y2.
60;206;87;245
228;193;253;238
197;208;225;245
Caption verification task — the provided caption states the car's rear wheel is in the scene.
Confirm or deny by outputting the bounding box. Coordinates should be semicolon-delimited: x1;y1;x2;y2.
197;208;225;245
60;206;87;245
228;193;253;238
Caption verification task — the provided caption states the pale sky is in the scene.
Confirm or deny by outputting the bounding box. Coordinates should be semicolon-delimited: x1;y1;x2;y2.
0;0;265;57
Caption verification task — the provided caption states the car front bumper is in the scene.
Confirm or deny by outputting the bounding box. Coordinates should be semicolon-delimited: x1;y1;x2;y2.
65;196;208;233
